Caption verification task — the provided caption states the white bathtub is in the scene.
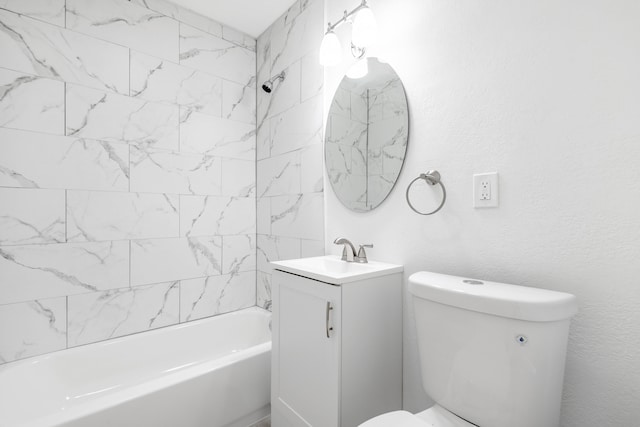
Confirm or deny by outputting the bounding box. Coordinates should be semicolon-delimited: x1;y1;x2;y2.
0;307;271;427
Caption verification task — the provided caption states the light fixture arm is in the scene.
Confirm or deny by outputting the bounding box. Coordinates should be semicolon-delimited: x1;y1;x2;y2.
325;0;369;34
320;0;376;66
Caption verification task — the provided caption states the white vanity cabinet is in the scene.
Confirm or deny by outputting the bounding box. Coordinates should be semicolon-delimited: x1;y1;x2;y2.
270;256;403;427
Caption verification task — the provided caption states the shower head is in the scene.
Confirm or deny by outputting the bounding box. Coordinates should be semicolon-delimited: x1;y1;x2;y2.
261;71;286;94
262;82;273;93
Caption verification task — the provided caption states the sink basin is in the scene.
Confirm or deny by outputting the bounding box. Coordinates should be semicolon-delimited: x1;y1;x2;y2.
271;255;403;285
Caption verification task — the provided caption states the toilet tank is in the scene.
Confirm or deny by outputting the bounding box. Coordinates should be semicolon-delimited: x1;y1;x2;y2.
409;272;577;427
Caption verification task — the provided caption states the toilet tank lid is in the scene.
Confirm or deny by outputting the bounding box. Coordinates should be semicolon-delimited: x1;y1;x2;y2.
409;271;578;322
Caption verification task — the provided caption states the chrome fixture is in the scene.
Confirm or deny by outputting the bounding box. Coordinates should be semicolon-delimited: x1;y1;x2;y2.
356;244;374;263
261;70;286;93
325;302;334;338
333;237;357;261
333;238;373;263
406;170;447;216
319;0;378;66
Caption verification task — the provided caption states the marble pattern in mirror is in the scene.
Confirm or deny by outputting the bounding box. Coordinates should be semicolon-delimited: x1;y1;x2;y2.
325;57;408;212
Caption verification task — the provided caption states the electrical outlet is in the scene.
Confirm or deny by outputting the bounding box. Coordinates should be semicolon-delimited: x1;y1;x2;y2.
479;180;491;200
473;172;499;208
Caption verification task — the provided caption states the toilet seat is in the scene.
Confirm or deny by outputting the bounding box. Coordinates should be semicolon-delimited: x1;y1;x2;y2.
359;405;476;427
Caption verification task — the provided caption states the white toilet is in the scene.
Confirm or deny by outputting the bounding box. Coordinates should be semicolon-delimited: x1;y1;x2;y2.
361;271;578;427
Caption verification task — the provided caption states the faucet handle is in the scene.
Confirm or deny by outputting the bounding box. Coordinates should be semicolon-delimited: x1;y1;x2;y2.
355;244;374;263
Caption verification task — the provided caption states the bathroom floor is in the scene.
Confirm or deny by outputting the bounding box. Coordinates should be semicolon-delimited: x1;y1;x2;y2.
248;416;270;427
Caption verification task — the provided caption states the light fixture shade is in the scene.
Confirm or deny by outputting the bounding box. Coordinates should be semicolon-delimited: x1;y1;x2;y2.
319;31;342;66
352;6;377;48
346;57;369;79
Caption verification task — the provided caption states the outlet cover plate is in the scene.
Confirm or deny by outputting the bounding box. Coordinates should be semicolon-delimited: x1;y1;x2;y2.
473;172;499;208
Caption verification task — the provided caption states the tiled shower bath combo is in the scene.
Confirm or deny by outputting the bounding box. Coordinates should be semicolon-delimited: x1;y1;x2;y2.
1;1;639;427
0;0;324;364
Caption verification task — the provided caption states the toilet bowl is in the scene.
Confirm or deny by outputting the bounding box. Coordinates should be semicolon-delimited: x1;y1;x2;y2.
360;405;475;427
359;271;577;427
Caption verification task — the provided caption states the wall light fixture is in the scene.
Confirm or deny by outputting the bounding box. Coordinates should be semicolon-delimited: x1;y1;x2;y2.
319;0;378;66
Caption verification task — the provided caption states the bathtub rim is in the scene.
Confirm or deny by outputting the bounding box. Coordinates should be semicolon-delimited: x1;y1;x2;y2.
13;341;272;427
0;305;271;369
0;306;272;427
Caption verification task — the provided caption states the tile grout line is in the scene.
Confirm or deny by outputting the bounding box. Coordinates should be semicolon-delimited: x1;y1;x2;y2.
254;40;259;309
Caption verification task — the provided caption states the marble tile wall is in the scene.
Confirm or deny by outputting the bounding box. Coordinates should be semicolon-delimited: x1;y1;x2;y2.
0;0;257;364
255;0;325;310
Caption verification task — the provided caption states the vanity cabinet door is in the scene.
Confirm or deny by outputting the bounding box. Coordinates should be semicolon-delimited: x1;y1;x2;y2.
272;271;342;427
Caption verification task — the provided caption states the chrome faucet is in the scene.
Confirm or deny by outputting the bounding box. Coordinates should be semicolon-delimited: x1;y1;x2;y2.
355;244;374;263
333;238;374;263
334;237;357;262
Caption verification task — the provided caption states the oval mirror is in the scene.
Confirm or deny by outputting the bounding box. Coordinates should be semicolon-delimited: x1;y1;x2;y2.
325;57;409;212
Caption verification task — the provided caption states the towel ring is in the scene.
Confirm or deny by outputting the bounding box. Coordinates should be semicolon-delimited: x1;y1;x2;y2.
406;170;447;215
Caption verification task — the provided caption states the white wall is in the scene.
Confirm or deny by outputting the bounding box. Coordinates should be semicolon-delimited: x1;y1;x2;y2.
324;0;640;425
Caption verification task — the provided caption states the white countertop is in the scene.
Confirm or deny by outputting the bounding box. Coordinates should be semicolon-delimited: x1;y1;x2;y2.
271;255;403;285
